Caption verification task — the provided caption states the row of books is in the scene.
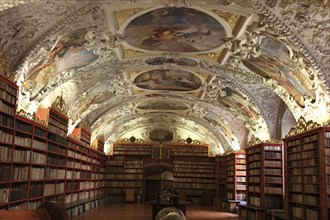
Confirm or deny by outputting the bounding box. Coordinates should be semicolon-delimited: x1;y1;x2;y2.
34;127;47;138
290;206;319;220
173;172;214;178
0;89;16;104
0;145;12;161
175;182;216;189
13;166;29;180
48;117;68;132
174;168;214;174
15;121;32;133
105;174;143;180
106;181;142;188
0;114;14;127
175;177;215;183
265;151;282;158
14;136;32;147
0;130;14;143
49;124;67;137
0;81;16;95
10;183;28;202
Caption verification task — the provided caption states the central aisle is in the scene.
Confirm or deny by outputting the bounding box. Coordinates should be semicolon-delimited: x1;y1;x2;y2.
74;203;240;220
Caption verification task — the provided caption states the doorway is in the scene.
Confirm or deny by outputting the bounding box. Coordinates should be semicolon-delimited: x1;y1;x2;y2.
143;162;173;203
144;179;160;202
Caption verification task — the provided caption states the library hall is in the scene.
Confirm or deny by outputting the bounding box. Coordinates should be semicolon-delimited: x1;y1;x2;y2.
0;0;329;220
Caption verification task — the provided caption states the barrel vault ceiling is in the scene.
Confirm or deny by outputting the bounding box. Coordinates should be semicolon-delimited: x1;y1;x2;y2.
0;0;329;155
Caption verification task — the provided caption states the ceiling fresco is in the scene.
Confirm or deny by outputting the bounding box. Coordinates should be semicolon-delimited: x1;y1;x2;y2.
137;100;189;111
123;7;227;52
145;57;198;66
0;0;329;156
133;69;202;91
21;28;99;99
243;36;316;108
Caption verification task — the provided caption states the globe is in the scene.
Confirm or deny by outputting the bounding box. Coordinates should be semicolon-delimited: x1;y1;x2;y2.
155;207;186;220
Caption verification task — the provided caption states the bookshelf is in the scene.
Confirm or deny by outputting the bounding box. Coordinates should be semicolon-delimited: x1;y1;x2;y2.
0;75;108;216
106;143;151;202
106;143;216;204
226;152;246;201
216;155;227;206
240;142;283;219
0;75;18;210
284;125;330;220
170;144;216;204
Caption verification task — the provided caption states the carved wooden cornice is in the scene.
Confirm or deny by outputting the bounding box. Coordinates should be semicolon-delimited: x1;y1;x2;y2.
0;51;14;81
80;117;91;132
51;93;67;115
17;109;35;121
285;116;321;138
248;135;282;147
176;139;201;145
120;137;145;144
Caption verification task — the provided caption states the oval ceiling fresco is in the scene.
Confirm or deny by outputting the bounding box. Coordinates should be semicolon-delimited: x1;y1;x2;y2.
134;69;202;91
123;7;226;52
137;100;189;110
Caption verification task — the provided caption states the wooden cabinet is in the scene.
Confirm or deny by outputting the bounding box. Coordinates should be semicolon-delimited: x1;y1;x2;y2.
216;155;227;204
106;143;216;204
284;126;330;220
0;75;107;216
246;143;284;209
226;152;246;201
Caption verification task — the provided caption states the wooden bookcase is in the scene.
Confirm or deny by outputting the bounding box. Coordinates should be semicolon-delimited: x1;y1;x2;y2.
247;143;283;208
106;143;216;204
0;75;108;216
216;155;227;204
284;126;330;220
225;152;246;201
170;144;216;204
106;143;151;202
240;142;283;219
0;75;18;210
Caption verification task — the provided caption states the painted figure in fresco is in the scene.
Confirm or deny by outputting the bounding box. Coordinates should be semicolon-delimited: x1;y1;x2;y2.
245;37;316;108
134;69;201;91
124;7;226;52
142;24;211;45
23;28;99;97
219;87;259;121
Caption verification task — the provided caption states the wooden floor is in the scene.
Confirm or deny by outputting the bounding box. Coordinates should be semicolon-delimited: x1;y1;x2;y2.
74;203;240;220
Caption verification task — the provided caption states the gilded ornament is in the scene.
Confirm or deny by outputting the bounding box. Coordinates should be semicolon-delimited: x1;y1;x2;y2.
80;117;91;132
212;10;240;30
0;51;14;81
17;109;35;121
248;135;282;147
98;135;105;142
115;8;146;27
285;116;321;138
124;48;145;57
120;138;145;143
176;139;201;145
51;92;67;115
68;134;80;141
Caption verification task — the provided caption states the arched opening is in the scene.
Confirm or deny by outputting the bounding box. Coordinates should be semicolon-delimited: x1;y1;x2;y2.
144;162;173;203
